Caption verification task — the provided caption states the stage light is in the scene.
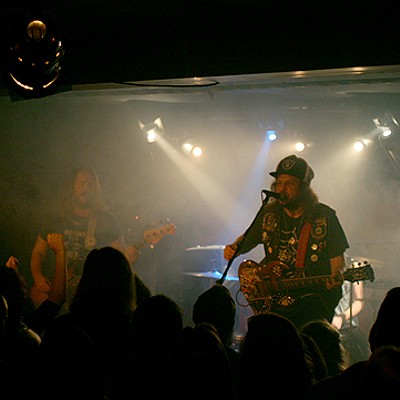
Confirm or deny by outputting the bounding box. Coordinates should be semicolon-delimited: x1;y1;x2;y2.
191;146;203;157
267;129;277;141
3;19;65;99
353;140;365;152
139;117;165;143
295;141;306;152
373;114;399;139
381;127;392;137
182;139;203;157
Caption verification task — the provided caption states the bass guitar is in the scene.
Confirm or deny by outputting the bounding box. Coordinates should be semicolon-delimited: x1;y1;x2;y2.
30;222;176;308
238;259;375;315
131;223;176;251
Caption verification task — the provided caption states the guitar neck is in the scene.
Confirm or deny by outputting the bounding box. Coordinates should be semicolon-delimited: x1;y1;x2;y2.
280;275;336;291
278;264;374;290
129;223;176;251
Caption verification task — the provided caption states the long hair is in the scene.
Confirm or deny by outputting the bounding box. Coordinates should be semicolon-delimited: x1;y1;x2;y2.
301;318;349;376
60;167;106;218
300;182;319;208
69;247;136;321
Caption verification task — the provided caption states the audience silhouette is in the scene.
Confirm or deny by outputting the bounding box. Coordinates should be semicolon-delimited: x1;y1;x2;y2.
301;318;350;377
3;237;400;400
0;239;66;400
300;332;328;383
36;324;108;400
368;286;400;352
38;246;137;396
306;286;400;399
0;293;18;400
192;283;240;396
363;345;400;396
239;312;313;399
163;322;236;400
109;293;184;400
0;264;41;399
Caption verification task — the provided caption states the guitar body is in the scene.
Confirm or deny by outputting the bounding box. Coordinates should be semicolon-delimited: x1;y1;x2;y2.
238;259;298;315
238;259;375;321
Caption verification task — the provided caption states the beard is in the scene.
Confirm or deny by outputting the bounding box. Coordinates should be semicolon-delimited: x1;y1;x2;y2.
283;190;309;211
283;198;302;211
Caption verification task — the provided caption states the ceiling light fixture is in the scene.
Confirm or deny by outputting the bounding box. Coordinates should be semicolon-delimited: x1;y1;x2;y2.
373;114;399;139
139;117;165;143
3;18;65;99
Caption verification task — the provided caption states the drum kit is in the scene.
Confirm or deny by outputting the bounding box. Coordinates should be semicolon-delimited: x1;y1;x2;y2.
184;244;239;282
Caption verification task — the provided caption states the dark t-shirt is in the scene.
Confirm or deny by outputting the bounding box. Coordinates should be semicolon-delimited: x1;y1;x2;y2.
38;210;123;301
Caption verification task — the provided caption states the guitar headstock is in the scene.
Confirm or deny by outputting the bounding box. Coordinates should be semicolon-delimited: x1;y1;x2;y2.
143;223;176;246
343;262;375;283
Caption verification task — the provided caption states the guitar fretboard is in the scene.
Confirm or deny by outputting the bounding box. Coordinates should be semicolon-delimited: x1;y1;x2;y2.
278;275;338;291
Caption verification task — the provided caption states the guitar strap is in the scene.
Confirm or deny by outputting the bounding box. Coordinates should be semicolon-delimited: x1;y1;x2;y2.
295;221;311;271
84;212;97;251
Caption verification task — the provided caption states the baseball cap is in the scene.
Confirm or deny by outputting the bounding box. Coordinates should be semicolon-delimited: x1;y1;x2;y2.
269;154;315;185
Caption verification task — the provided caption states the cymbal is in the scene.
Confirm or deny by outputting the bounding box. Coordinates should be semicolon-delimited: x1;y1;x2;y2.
184;269;239;281
186;244;225;251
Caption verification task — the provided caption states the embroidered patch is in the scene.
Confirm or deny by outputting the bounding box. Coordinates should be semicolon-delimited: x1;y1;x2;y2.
263;213;278;231
312;217;327;240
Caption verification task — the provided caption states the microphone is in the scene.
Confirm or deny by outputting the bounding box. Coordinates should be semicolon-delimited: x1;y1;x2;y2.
262;190;287;201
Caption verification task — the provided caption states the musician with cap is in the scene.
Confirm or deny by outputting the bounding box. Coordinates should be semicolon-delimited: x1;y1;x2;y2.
224;154;350;328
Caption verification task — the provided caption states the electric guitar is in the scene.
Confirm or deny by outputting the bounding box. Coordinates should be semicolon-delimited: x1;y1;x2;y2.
238;259;375;315
130;223;176;251
30;223;176;308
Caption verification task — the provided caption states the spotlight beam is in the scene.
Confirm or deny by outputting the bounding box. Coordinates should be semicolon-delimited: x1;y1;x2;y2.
155;136;247;228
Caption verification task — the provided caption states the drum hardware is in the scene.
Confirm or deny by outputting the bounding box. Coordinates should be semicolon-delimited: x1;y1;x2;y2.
185;245;225;251
184;269;239;281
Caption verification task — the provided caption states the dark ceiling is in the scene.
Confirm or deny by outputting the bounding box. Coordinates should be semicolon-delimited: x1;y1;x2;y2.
1;1;400;87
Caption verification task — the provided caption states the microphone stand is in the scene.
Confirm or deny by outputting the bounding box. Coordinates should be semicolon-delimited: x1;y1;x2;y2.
216;191;274;285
